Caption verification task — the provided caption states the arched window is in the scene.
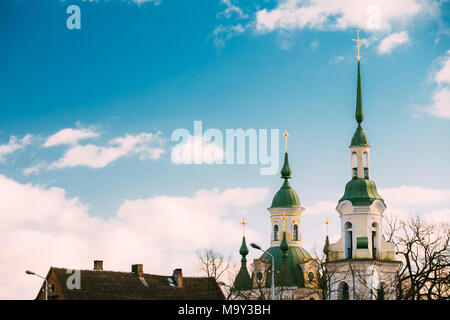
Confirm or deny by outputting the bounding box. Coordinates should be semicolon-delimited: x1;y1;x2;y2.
377;282;386;300
293;224;299;241
363;152;369;178
256;271;263;283
345;222;353;259
273;225;279;241
352;152;358;178
338;281;350;300
372;222;378;259
308;271;315;284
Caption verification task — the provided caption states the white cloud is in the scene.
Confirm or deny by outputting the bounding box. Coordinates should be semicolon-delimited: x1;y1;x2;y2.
0;134;33;162
171;135;225;164
425;87;450;119
23;162;47;176
255;0;436;33
380;185;450;219
212;24;245;48
0;175;267;299
310;39;319;50
377;31;410;54
44;128;99;147
329;55;345;64
435;51;450;84
132;0;161;6
50;132;165;169
217;0;248;19
305;200;336;215
422;50;450;119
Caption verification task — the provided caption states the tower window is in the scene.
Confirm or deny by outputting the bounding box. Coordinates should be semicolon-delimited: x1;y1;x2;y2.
352;152;358;178
345;222;353;259
338;281;350;300
363;152;369;178
256;271;264;284
293;224;299;241
308;271;315;283
273;225;279;241
377;282;386;300
372;222;378;259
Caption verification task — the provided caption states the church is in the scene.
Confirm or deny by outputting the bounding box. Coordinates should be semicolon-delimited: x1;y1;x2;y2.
231;29;401;300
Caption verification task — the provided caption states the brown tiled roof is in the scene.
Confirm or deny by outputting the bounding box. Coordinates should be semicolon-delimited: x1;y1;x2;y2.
49;267;225;300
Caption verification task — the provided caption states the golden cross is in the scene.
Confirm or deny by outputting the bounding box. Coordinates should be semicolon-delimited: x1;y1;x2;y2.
240;217;248;236
282;130;290;153
324;217;330;236
352;28;365;61
282;212;287;232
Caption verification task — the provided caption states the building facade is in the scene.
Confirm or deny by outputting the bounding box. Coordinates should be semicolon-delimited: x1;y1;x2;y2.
232;31;401;300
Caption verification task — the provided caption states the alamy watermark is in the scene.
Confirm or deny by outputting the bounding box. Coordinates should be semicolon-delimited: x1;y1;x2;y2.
171;121;280;176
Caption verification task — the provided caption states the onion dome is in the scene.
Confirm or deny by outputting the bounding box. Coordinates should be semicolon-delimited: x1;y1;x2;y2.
233;236;252;290
340;178;384;206
271;153;300;208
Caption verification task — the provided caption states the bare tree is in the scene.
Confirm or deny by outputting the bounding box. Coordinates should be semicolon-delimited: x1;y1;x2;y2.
196;248;232;281
384;214;450;300
196;249;233;298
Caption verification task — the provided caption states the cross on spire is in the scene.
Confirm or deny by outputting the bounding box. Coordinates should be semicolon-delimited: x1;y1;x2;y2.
282;129;290;153
324;217;330;236
240;217;247;236
352;28;365;61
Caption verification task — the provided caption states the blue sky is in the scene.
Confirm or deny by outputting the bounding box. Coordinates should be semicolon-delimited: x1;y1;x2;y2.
0;0;449;298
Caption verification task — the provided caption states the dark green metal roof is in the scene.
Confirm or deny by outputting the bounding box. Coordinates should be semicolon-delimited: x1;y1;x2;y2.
323;235;330;262
355;61;364;125
350;61;369;146
233;236;252;290
259;245;312;288
351;124;369;146
271;153;300;208
339;178;384;206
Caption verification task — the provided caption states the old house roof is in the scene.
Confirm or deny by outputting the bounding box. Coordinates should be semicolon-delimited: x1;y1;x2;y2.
38;266;225;300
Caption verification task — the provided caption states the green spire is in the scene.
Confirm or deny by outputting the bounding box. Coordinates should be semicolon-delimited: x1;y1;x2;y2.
280;152;292;179
351;61;369;146
239;236;249;262
233;236;252;290
280;231;289;259
355;61;364;124
323;235;330;262
271;152;300;208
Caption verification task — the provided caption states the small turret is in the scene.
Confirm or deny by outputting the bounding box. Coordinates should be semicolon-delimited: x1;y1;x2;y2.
233;221;252;291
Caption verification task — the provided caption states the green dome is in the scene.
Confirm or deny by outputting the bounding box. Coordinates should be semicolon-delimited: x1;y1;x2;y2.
259;246;312;288
234;236;252;290
339;178;384;206
239;236;249;257
271;152;300;208
351;124;369;146
271;180;300;208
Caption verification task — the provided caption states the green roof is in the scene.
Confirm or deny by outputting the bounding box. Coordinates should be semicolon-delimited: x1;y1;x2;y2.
233;236;252;290
350;61;369;146
259;245;312;288
351;124;369;146
339;178;384;206
271;153;300;208
323;235;330;262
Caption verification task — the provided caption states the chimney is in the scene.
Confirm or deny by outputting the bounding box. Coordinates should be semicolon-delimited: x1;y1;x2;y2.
132;264;144;277
172;268;183;288
93;260;103;271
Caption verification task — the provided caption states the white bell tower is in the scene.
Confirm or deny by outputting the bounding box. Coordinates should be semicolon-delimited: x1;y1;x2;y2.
324;29;401;300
